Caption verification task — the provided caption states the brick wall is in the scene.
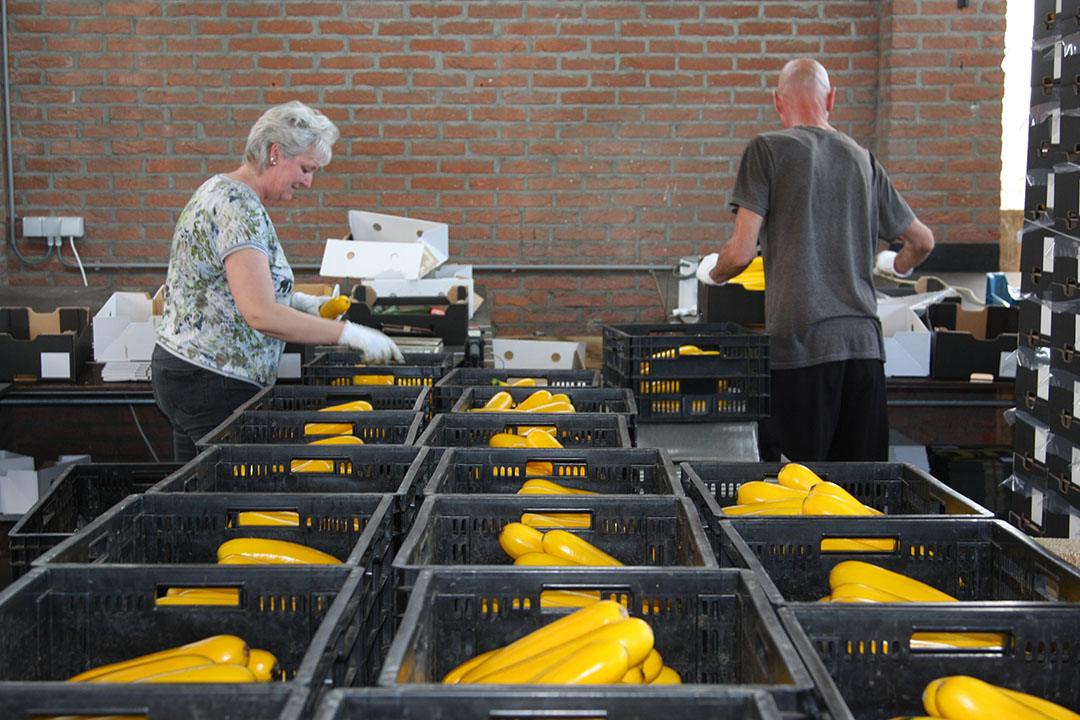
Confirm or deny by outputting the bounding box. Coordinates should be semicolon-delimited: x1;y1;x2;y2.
0;0;1006;336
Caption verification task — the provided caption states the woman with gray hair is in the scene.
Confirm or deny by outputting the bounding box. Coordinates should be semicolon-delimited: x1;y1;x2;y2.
152;100;402;461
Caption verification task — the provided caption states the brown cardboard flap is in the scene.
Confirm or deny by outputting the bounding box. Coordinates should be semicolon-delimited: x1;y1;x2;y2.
152;286;166;316
359;284;468;309
954;307;992;340
28;307;89;339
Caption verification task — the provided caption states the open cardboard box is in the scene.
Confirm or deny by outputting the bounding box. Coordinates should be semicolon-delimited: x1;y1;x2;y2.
927;300;1019;381
0;307;92;381
320;210;449;280
347;283;469;345
492;338;587;370
877;300;931;377
93;287;165;362
360;264;483;319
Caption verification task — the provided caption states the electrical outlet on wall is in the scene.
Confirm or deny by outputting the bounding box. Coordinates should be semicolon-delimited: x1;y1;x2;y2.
60;217;84;237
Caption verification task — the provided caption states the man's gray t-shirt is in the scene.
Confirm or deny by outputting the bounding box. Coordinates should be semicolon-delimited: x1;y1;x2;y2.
730;126;916;370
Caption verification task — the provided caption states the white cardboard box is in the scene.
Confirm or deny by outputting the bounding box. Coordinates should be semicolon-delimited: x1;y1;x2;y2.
492;339;586;370
878;301;931;377
320;210;449;280
0;451;89;515
93;288;164;362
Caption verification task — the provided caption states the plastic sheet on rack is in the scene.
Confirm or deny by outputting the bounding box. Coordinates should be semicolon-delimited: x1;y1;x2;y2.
1019;219;1080;299
1006;469;1080;539
1018;345;1052;369
1009;407;1053;469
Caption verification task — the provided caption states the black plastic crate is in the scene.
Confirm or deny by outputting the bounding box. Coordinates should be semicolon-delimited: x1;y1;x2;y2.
237;383;433;415
393;495;717;591
309;349;454;373
926;445;1013;517
149;445;442;539
197;408;423;447
0;684;295;720
601;322;770;421
308;688;785;720
303;351;453;388
714;516;1080;606
35;492;395;571
434;367;603;412
0;564;351;686
152;444;435;494
781;602;1080;720
377;568;837;719
276;567;399;720
9;461;181;578
681;461;994;529
450;384;637;415
416;412;632;448
423;446;681;495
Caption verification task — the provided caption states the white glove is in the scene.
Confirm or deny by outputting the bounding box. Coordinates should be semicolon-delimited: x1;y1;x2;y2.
338;321;405;364
289;291;334;316
874;250;913;279
696;252;724;287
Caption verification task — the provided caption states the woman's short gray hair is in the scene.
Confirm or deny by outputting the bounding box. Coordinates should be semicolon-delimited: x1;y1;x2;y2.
243;100;340;171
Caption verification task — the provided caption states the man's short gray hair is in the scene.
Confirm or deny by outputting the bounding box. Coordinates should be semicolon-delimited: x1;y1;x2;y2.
243;100;340;171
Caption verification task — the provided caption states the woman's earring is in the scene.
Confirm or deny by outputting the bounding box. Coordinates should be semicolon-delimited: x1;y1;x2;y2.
270;157;277;166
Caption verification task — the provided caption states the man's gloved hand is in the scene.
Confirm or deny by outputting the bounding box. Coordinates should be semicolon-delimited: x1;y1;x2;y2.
873;250;913;280
696;252;725;287
338;321;405;364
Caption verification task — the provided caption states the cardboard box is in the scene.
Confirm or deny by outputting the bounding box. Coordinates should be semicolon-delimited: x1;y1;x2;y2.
1020;225;1057;296
320;210;449;280
877;300;931;377
1017;362;1051;423
927;301;1019;381
347;283;469;345
492;339;587;370
0;452;89;514
93;288;164;362
361;275;483;319
0;307;92;382
1020;296;1053;350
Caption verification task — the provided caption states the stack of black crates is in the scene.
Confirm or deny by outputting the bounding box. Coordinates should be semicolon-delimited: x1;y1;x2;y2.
600;322;770;423
1016;0;1080;537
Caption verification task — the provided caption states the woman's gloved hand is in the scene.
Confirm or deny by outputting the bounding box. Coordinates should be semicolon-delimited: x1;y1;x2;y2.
289;291;336;316
696;253;725;287
338;321;405;364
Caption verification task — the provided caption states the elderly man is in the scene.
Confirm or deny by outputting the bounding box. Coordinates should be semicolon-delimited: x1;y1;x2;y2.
698;58;935;461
